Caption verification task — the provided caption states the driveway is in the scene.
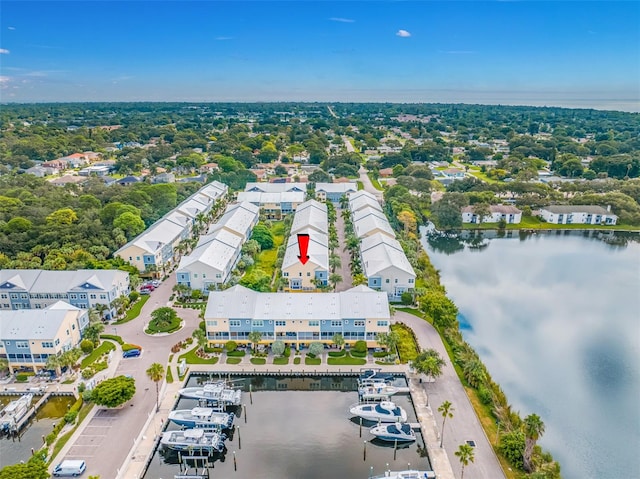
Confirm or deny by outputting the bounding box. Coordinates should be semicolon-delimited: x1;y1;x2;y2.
394;311;506;479
358;165;384;202
58;275;201;479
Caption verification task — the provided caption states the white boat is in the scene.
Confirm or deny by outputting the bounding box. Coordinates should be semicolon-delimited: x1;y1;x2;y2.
0;393;33;432
160;428;226;453
178;382;242;406
359;368;395;383
370;422;416;442
168;407;235;429
371;470;436;479
358;381;400;400
349;401;408;423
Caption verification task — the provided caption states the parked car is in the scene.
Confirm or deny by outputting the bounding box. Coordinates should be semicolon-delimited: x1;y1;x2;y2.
122;348;141;358
151;280;160;287
52;459;86;476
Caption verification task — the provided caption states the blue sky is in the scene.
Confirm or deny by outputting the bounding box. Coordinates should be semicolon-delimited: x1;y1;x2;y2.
1;1;639;111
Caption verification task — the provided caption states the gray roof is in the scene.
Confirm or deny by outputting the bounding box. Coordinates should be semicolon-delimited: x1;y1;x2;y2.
462;204;522;215
360;232;405;254
354;215;396;239
350;194;383;213
0;270;128;293
178;237;237;274
361;243;416;277
290;203;329;236
215;202;260;238
353;206;388;224
282;230;329;270
315;182;358;194
236;191;306;205
0;301;83;340
542;205;614;215
244;182;307;193
205;285;390;321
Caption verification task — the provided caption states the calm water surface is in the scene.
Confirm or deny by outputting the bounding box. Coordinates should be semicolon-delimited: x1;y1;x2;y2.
421;229;640;479
145;374;430;479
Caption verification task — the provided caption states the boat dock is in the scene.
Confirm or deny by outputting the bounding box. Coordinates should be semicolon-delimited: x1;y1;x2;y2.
1;390;75;435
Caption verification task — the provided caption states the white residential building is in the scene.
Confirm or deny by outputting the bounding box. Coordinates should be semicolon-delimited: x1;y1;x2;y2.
360;233;416;300
539;205;617;225
236;191;306;219
315;182;358;203
349;191;383;214
289;200;328;236
354;214;396;240
244;182;307;193
462;205;523;224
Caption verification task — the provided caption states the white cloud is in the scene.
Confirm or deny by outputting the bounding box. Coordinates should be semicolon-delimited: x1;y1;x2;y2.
8;27;15;30
329;17;354;23
0;49;10;54
396;30;411;38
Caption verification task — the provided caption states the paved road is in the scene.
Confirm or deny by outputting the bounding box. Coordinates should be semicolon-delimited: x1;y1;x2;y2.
342;135;355;153
394;311;506;479
358;165;384;202
58;275;201;479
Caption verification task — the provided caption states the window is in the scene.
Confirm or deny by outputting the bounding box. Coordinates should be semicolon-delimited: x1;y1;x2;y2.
194;274;198;278
0;294;6;299
307;272;310;277
408;278;414;284
202;274;206;278
3;304;8;308
252;320;264;328
35;304;42;309
377;320;389;327
42;342;54;348
309;321;319;327
69;294;77;300
72;324;76;330
206;320;218;327
275;321;286;327
283;272;289;277
16;341;29;349
55;339;60;346
216;274;222;279
331;320;342;327
20;294;28;299
100;294;107;299
354;320;365;327
129;256;133;261
136;256;140;261
10;293;18;299
90;294;96;299
229;320;241;327
79;294;87;299
385;279;390;283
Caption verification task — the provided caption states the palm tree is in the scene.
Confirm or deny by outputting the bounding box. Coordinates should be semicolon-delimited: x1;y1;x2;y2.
329;254;341;272
455;443;475;479
146;362;165;412
523;413;545;472
248;331;263;352
413;349;445;383
45;353;62;376
329;273;342;291
192;328;207;352
438;401;454;448
339;195;349;210
352;273;367;286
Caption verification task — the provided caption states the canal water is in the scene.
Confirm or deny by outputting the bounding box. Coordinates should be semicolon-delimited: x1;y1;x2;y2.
144;374;430;479
421;229;640;479
0;394;76;467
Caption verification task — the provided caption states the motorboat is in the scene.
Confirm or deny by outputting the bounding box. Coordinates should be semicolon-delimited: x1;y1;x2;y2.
371;470;436;479
349;401;408;423
168;407;235;430
369;422;416;442
358;381;400;400
359;368;395;383
160;428;226;453
178;381;242;406
0;393;33;432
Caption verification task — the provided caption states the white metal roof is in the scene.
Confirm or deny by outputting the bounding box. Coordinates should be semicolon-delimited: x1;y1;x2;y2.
0;302;83;340
282;230;329;270
0;270;127;294
215;202;259;239
354;215;396;239
315;182;358;194
361;242;416;277
205;285;390;321
350;194;383;213
290;205;328;236
236;191;305;205
244;182;307;193
360;232;405;254
177;237;237;273
353;206;389;224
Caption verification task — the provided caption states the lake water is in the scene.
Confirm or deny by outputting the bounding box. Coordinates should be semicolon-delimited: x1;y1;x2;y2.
144;374;431;479
0;394;75;467
421;229;640;479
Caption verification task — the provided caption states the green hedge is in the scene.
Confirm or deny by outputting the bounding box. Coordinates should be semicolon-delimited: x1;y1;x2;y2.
100;334;124;345
293;357;301;365
328;350;346;357
226;357;242;364
122;343;142;352
47;398;82;445
273;356;289;365
250;358;266;365
305;356;321;365
351;350;367;358
227;350;246;357
81;341;115;368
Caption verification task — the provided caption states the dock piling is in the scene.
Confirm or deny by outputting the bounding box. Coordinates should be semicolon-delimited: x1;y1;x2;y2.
233;451;237;471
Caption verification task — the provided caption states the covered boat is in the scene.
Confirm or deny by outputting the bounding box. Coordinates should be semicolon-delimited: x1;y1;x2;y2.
369;422;416;442
0;393;33;432
358;381;401;401
160;428;226;452
349;401;408;423
168;407;235;429
371;470;436;479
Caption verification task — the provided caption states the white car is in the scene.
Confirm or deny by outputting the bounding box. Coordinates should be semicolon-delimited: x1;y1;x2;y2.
52;459;86;476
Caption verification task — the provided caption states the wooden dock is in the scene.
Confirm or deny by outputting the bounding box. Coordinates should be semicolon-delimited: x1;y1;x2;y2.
2;390;75;434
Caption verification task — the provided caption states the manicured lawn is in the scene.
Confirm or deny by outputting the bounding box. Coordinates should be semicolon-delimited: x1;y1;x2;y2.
273;356;289;365
250;357;266;365
467;167;501;184
145;315;182;334
357;181;364;190
81;341;115;369
460;215;640;231
179;348;220;365
293;357;301;365
327;353;367;366
391;322;419;363
166;365;174;383
115;295;149;324
226;357;242;365
305;356;321;365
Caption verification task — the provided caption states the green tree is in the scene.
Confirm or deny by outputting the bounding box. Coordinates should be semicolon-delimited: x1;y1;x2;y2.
46;208;78;226
413;349;445;383
271;340;285;356
523;413;546;473
0;454;49;479
352;273;367;286
83;322;105;346
113;212;145;239
329;253;341;272
192;328;207;351
472;203;491;224
4;217;32;233
455;443;475;479
499;430;525;470
329;273;342;291
146;363;164;412
308;342;324;357
150;307;179;330
419;291;458;329
248;331;263;352
251;223;274;249
431;201;463;230
438;401;454;448
331;333;345;350
91;375;136;408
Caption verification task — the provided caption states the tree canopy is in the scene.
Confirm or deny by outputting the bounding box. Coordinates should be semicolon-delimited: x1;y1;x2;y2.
91;375;136;408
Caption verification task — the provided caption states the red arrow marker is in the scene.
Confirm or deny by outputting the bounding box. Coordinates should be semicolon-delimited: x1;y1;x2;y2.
297;233;310;265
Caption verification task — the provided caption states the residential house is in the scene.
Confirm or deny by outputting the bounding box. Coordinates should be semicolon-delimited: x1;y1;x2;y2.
462;205;523;224
151;172;176;183
244;182;307;194
48;175;88;187
349;191;383;214
352;206;389;225
24;165;58;177
0;302;88;373
116;176;142;186
441;168;466;179
236;191;305;219
0;269;130;320
289;200;328;236
378;168;394;178
42;159;70;170
354;214;396;240
200;163;219;174
79;165;113;177
281;230;329;290
211;202;260;241
203;285;391;348
539;205;617;225
359;233;416;300
314;182;358;204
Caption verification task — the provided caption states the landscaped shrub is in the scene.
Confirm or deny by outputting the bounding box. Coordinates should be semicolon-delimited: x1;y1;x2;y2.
100;334;124;345
80;339;94;354
15;373;30;382
477;384;493;405
227;350;246;357
129;291;140;302
293;357;301;365
351;350;367;358
353;340;367;354
64;410;78;424
283;346;291;358
122;343;142;351
308;342;324;357
373;351;389;358
77;382;86;393
225;341;238;352
328;350;346;357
